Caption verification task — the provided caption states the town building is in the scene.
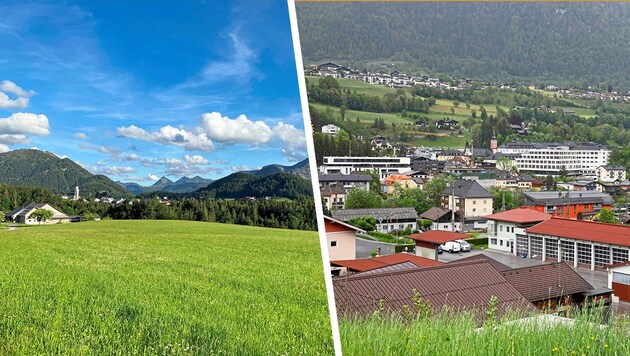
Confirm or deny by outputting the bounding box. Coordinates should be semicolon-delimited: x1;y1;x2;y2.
320;156;411;179
321;185;346;210
596;165;626;183
606;262;630;303
381;174;422;195
318;173;371;193
321;124;340;136
330;207;419;233
441;179;493;230
324;215;364;263
484;207;552;254
523;191;613;218
496;142;611;177
494;174;535;190
419;207;461;232
523;217;630;270
408;230;470;260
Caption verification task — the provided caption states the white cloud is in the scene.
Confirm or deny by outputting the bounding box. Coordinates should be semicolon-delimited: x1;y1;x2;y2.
200;112;273;145
273;122;307;161
0;80;35;109
0;112;49;136
117;124;214;152
183;154;208;165
96;166;136;176
0;144;9;153
148;173;159;181
231;165;250;172
0;113;50;149
73;132;89;140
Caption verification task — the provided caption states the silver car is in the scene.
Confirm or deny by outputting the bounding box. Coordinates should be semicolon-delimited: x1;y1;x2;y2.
455;239;472;252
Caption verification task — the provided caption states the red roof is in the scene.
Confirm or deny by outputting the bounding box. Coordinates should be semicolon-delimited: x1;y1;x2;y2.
331;253;443;272
483;207;552;224
526;217;630;247
408;230;470;244
324;215;366;233
604;261;630;269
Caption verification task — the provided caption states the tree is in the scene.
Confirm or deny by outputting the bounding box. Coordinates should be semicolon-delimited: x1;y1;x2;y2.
348;216;377;231
339;105;348;121
496;157;515;171
30;209;54;225
598;208;618;224
545;175;555;191
345;188;382;209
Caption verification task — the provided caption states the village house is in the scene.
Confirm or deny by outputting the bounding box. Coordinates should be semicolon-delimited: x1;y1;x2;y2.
441;179;494;230
324;215;364;264
419;207;461;232
4;203;70;225
321;123;340;136
321;185;346;210
596;165;626;183
381;174;422;195
331;207;419;233
484;207;552;255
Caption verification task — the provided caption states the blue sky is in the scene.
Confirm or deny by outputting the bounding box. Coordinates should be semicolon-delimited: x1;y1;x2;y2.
0;0;307;183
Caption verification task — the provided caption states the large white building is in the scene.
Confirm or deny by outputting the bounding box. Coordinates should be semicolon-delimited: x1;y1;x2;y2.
320;156;411;179
321;124;340;136
497;142;610;177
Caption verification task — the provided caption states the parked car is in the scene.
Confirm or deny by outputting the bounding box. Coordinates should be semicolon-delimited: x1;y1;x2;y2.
440;241;461;253
437;245;443;254
455;239;472;252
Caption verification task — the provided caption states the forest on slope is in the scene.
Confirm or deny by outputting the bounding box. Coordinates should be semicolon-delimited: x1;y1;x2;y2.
297;2;630;91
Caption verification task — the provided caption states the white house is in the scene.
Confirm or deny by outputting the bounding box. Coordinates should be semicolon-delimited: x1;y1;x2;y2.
484;207;551;255
607;262;630;304
596;165;626;183
321;124;340;136
4;203;70;225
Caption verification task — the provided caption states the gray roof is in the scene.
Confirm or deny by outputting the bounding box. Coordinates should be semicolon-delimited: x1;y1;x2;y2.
600;165;625;170
419;207;452;221
318;173;371;183
442;179;493;199
523;191;613;205
356;261;421;275
331;207;419;222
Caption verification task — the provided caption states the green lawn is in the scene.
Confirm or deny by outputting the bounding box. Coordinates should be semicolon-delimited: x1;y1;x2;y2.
409;133;469;148
306;76;396;97
0;220;333;354
310;102;413;125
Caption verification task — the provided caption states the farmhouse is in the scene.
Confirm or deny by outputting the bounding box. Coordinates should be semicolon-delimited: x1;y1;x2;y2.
4;203;70;225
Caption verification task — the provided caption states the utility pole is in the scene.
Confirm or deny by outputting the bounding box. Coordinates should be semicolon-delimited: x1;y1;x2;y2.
460;186;465;233
451;184;456;232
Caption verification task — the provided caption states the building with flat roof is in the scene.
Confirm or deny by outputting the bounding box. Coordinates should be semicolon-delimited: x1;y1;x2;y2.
523;191;613;218
320;156;411;179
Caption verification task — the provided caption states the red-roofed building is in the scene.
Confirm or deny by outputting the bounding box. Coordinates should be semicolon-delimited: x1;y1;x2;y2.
523;217;630;270
408;230;470;259
606;262;630;303
330;252;443;275
483;207;551;255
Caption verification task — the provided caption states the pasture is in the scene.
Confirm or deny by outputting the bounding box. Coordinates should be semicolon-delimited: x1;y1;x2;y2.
0;220;333;354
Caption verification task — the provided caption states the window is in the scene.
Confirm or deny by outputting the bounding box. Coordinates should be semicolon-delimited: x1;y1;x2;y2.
577;243;591;265
473;200;476;205
490;238;498;245
531;236;543;256
330;241;337;247
594;245;609;267
612;248;629;264
500;240;503;246
612;272;630;285
560;240;574;262
545;238;558;259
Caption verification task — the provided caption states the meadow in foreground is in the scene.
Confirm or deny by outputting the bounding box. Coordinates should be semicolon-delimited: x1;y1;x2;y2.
0;220;333;355
340;307;630;356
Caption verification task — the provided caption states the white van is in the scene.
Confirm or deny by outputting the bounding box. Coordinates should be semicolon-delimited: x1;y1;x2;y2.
440;241;461;253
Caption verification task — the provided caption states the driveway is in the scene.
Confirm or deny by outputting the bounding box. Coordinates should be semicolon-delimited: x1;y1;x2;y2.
356;238;403;258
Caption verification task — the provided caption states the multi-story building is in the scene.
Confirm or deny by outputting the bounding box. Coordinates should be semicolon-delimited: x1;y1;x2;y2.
320;156;411;179
497;142;611;177
321;124;340;136
596;165;627;183
318;173;371;193
484;207;552;255
441;179;493;230
523;191;613;218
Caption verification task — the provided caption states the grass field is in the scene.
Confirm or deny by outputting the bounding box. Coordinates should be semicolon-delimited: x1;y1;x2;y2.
0;220;333;354
340;307;630;355
310;103;413;125
306;76;396;97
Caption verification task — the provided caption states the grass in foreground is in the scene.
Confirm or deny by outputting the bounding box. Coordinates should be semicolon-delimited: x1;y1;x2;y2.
0;220;333;354
341;307;630;356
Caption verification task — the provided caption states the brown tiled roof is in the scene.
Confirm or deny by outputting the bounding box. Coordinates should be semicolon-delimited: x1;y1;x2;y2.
330;253;442;272
419;207;451;221
320;185;345;196
450;254;512;272
408;230;470;244
334;260;535;318
501;262;593;302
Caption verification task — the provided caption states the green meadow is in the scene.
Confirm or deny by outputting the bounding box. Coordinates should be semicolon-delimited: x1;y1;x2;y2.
0;220;333;355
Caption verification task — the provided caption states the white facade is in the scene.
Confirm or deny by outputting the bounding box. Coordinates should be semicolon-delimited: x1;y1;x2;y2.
497;144;610;177
321;124;340;136
487;220;523;254
320;156;411;179
596;166;626;183
607;264;630;303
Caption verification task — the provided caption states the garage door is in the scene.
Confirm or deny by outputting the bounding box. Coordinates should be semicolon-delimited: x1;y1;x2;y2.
612;272;630;303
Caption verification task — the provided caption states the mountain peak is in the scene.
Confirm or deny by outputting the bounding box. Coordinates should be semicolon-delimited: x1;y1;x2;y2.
153;176;173;186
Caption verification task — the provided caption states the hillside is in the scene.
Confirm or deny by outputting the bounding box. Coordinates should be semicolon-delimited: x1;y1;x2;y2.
247;158;311;179
0;149;129;198
297;2;630;90
198;172;313;200
0;220;332;354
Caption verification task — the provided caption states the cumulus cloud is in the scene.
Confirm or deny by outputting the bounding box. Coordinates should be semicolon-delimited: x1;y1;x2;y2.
200;112;273;144
0;113;50;149
74;132;89;140
95;166;136;176
183;154;208;165
79;143;140;162
0;80;35;109
148;174;159;181
273;122;308;161
231;164;251;172
116;124;214;152
0;144;9;153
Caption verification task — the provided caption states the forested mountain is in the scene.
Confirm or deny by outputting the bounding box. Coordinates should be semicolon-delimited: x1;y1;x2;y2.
246;158;310;179
297;2;630;90
197;172;313;200
118;176;214;195
0;149;129;198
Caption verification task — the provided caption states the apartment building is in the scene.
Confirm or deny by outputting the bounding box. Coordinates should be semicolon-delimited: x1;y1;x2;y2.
320;156;411;179
497;142;610;177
